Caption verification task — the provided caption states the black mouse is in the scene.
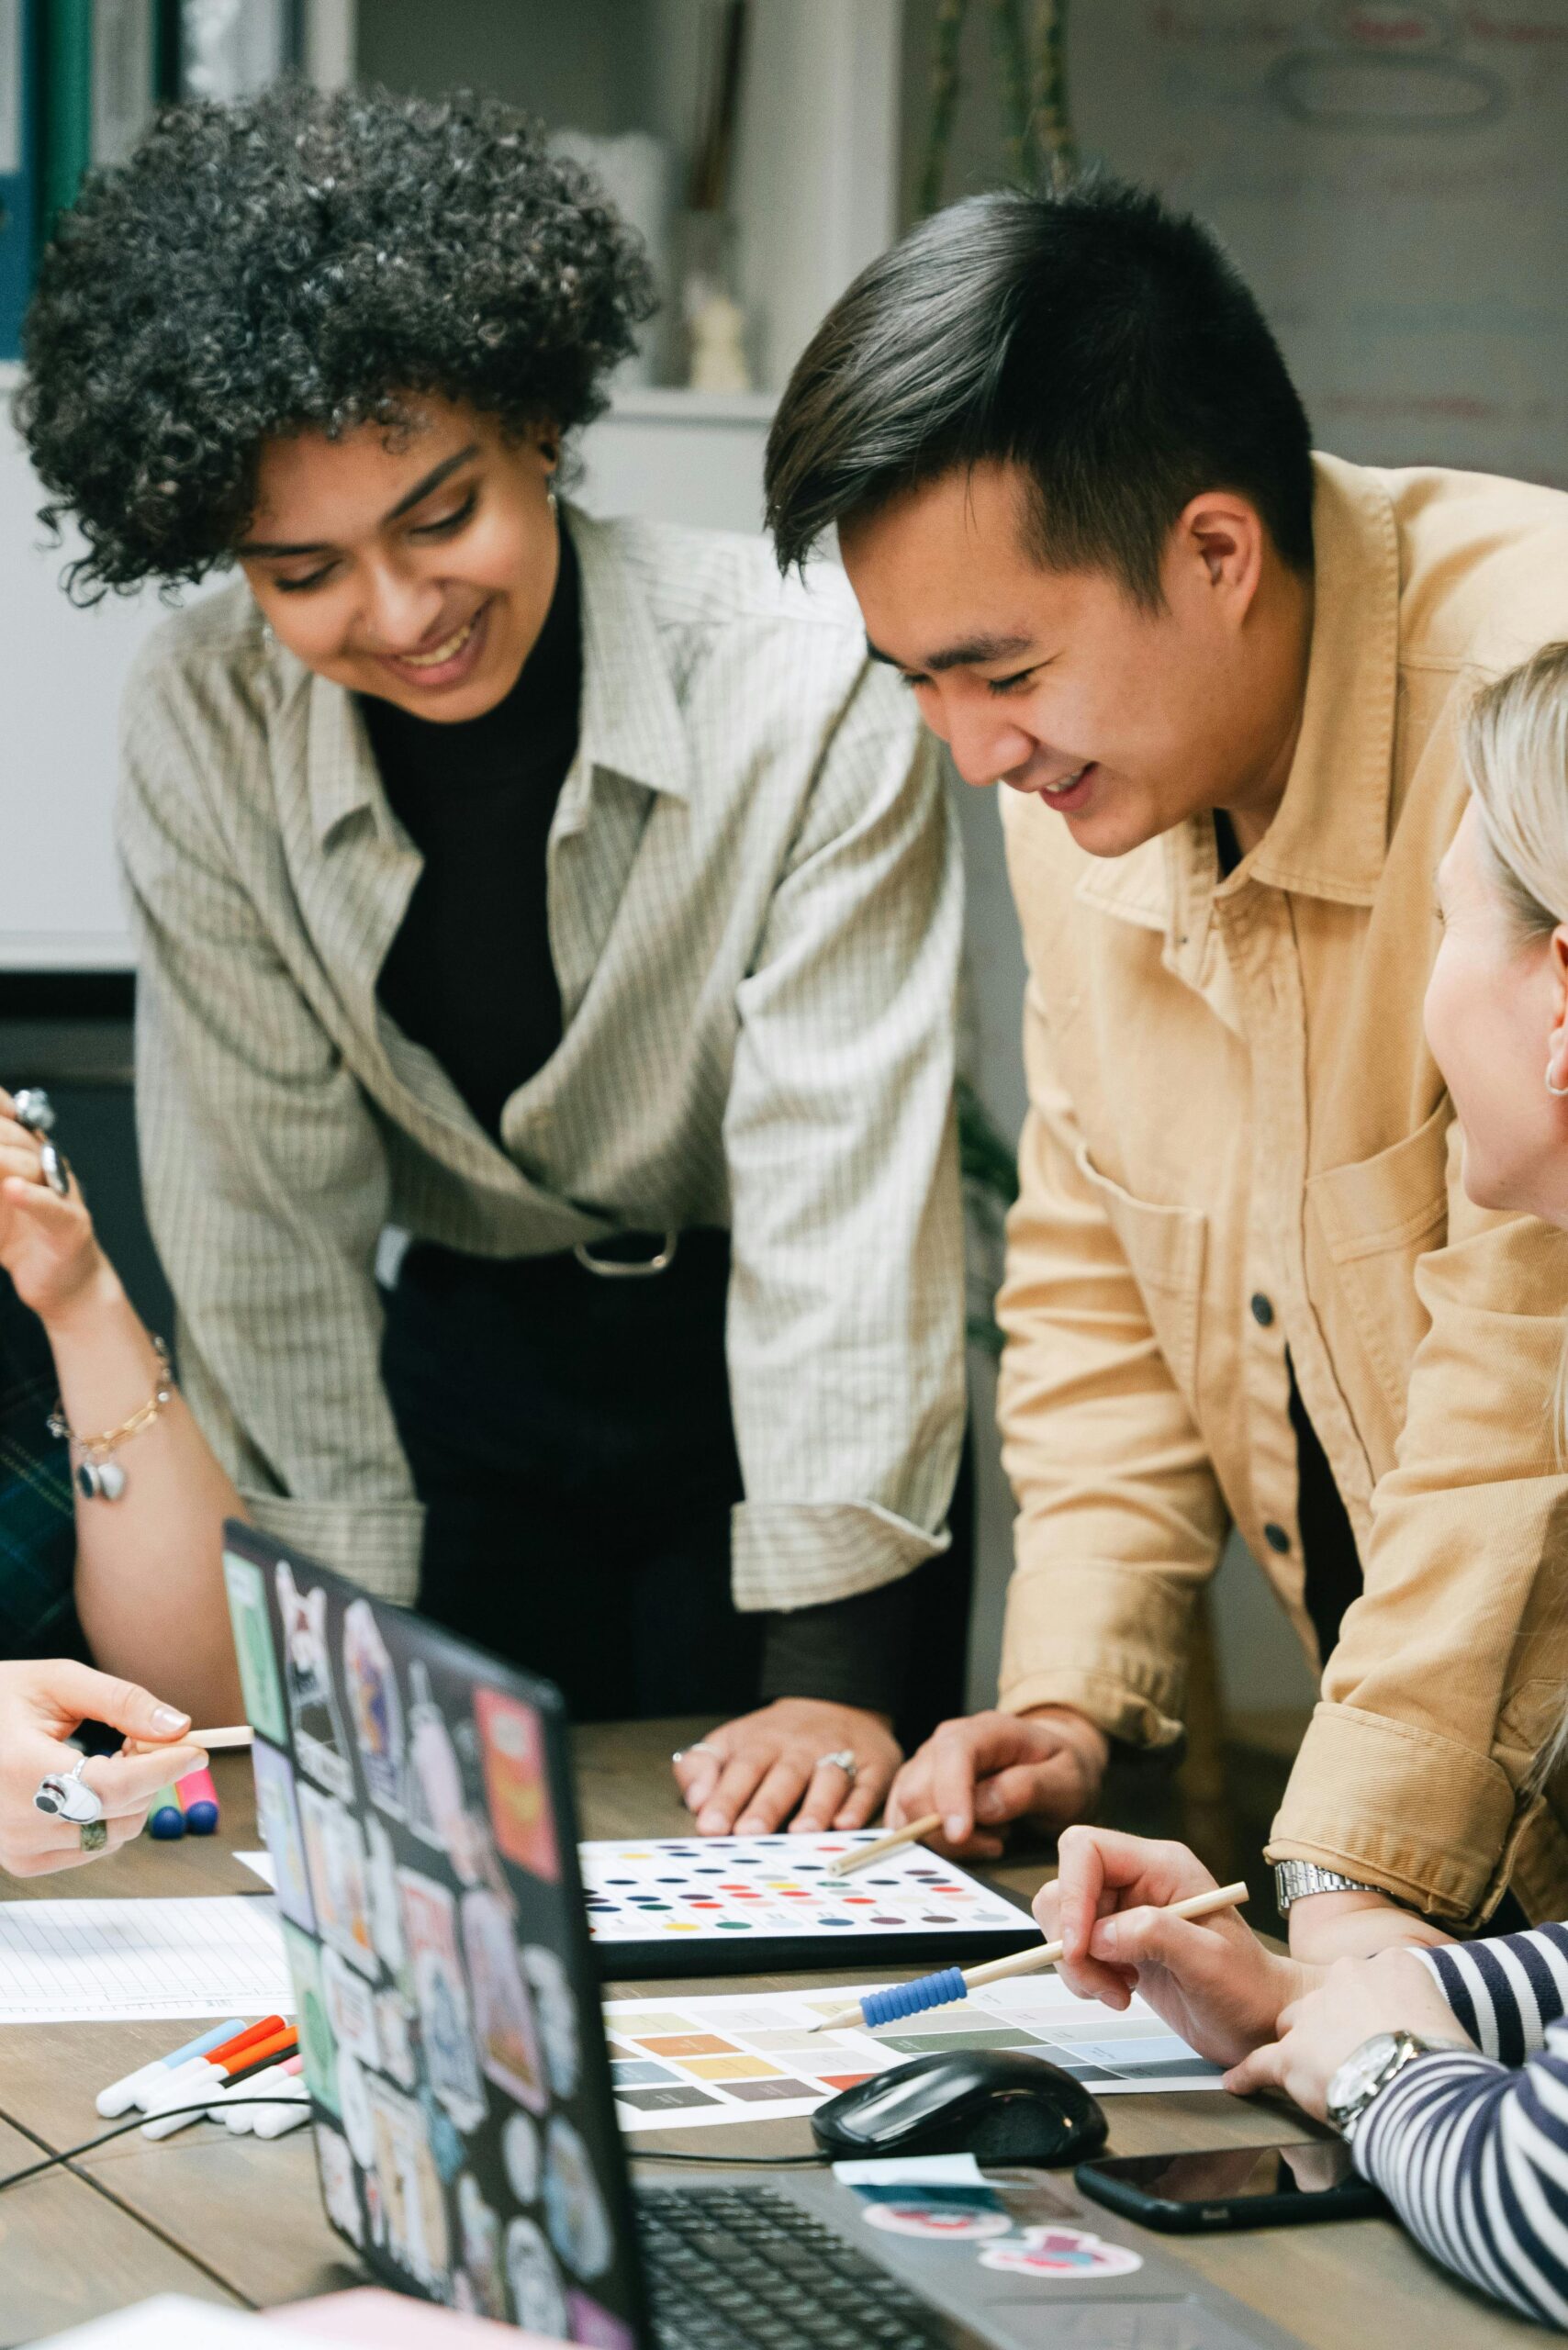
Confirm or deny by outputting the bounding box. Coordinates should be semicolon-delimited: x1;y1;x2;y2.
811;2049;1108;2166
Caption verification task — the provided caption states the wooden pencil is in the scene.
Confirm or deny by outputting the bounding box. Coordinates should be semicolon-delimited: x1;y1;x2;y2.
824;1814;944;1877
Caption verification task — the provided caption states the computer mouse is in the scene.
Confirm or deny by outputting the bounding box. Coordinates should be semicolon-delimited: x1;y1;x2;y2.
812;2049;1109;2166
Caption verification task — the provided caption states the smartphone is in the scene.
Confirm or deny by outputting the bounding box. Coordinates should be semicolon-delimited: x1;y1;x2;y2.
1075;2141;1387;2232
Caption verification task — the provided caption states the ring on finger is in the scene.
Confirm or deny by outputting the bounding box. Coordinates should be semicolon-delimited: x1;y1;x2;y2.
79;1820;108;1854
815;1749;858;1787
33;1752;105;1827
671;1741;722;1766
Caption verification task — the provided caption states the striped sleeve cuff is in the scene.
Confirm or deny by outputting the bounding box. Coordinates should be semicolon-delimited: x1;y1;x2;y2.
1417;1922;1568;2063
730;1500;948;1612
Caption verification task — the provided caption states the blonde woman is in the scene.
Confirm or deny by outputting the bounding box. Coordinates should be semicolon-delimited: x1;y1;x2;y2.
1034;643;1568;2327
0;1089;241;1874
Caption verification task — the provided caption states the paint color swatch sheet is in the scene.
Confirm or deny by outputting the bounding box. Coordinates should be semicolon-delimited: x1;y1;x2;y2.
0;1895;293;2023
604;1972;1225;2132
580;1834;1036;1974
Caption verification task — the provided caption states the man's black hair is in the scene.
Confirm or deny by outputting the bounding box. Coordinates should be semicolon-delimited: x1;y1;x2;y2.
765;175;1314;605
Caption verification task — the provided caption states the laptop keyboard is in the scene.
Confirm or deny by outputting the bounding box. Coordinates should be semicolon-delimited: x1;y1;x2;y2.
637;2183;951;2350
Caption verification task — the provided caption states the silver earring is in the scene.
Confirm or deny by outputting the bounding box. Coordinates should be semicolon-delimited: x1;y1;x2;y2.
1546;1062;1568;1097
547;487;558;515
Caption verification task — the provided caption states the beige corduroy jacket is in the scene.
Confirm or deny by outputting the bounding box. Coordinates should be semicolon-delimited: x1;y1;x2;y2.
997;453;1568;1928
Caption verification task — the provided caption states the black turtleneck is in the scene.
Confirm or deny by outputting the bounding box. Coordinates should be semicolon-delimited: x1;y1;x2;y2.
366;526;582;1136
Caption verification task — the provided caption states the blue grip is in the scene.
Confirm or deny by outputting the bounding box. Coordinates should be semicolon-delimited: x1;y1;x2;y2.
858;1967;968;2029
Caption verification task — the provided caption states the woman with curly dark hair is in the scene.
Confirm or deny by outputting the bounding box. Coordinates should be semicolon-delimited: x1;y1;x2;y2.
17;84;968;1834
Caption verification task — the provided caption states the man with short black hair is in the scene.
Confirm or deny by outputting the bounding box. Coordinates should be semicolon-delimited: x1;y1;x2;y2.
767;176;1568;1959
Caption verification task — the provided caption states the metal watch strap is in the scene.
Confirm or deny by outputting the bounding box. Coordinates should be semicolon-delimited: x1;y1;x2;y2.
1327;2029;1459;2143
1272;1861;1382;1914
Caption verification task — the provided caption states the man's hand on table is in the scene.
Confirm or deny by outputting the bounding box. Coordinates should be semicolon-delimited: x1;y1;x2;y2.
671;1698;901;1835
883;1705;1109;1860
1285;1888;1453;1965
1226;1946;1473;2118
1035;1825;1316;2068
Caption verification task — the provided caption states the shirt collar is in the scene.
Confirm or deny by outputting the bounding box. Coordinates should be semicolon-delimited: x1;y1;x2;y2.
302;500;691;847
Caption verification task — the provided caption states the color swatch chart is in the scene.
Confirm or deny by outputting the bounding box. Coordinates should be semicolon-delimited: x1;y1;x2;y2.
580;1834;1031;1946
603;1974;1225;2133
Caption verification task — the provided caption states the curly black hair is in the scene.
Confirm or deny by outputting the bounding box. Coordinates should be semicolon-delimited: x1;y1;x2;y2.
17;82;655;600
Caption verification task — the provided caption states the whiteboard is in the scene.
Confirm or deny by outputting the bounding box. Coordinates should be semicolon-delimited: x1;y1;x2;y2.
0;385;773;970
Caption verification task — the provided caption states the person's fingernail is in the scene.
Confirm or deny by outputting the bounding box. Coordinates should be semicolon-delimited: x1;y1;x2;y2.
1093;1919;1121;1955
151;1707;189;1735
945;1814;968;1841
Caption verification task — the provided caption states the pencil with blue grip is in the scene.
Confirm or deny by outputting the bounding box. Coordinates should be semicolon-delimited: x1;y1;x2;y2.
806;1879;1249;2033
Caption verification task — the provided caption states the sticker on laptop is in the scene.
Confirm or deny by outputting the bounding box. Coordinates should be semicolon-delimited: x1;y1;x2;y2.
343;1596;407;1818
276;1561;353;1799
316;2121;364;2249
336;2046;376;2168
566;2292;638;2350
523;1943;579;2096
503;2109;542;2203
222;1550;288;1748
406;1661;486;1882
457;2173;509;2322
398;1865;487;2132
297;1784;378;1979
979;2226;1143;2279
282;1921;340;2119
420;2084;466;2184
249;1735;314;1934
364;1813;409;1978
368;2076;452;2293
543;2113;613;2281
861;2195;1013;2241
321;1944;380;2068
375;1988;418;2090
475;1687;560;1881
506;2213;569;2337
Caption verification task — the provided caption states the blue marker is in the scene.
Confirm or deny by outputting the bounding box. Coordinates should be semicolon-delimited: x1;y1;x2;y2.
148;1784;185;1839
96;2018;245;2117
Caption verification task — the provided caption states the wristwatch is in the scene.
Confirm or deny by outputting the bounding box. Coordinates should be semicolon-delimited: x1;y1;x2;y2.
1326;2030;1465;2143
1272;1862;1381;1914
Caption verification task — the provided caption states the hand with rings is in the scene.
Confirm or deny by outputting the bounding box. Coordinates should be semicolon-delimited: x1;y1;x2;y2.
0;1086;102;1331
0;1659;208;1877
670;1698;900;1836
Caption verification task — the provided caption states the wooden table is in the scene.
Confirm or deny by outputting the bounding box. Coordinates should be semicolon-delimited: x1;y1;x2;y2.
0;1724;1536;2347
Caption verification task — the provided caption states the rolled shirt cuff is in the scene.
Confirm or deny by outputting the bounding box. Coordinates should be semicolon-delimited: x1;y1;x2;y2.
997;1559;1193;1749
729;1499;948;1613
241;1489;424;1605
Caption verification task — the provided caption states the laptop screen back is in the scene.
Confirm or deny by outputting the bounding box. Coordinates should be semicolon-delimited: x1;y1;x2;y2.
223;1519;648;2345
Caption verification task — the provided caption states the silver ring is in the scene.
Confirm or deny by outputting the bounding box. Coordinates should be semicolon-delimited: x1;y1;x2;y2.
34;1753;105;1826
672;1741;721;1766
80;1820;108;1853
816;1749;858;1787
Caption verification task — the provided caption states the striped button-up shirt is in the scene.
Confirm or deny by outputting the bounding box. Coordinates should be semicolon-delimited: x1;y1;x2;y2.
117;508;965;1614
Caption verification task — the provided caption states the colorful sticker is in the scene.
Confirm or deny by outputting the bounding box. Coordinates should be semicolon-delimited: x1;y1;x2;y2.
322;1946;380;2068
275;1561;353;1799
398;1865;487;2132
502;2109;542;2204
506;2214;569;2338
566;2294;638;2350
364;1813;409;1979
337;2046;376;2168
861;2197;1012;2242
343;1597;407;1817
463;1888;548;2110
543;2114;612;2282
979;2227;1144;2280
317;2122;364;2249
475;1687;559;1881
297;1784;378;1979
367;2075;452;2294
375;1989;419;2090
249;1737;314;1934
420;2085;466;2185
282;1920;340;2119
523;1944;579;2097
458;2173;509;2322
222;1550;287;1747
405;1662;484;1882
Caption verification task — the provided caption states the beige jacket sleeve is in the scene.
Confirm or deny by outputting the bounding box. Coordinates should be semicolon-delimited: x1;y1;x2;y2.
1269;1126;1568;1923
996;979;1230;1746
118;658;424;1601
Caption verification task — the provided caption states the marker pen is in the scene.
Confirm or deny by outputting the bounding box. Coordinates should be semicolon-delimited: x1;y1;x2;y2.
148;1785;185;1840
97;2020;246;2117
217;2053;304;2132
176;1767;220;1835
140;2025;298;2138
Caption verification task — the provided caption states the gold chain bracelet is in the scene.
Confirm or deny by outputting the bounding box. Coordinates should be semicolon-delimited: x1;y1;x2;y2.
48;1337;174;1460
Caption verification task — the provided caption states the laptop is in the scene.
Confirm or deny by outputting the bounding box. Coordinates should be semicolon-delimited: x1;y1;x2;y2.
224;1522;1302;2350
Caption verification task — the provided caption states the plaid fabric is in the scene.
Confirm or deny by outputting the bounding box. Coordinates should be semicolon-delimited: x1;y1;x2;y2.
0;1275;83;1661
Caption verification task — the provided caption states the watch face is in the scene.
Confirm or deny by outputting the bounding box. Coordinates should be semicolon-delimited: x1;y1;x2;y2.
1328;2032;1402;2118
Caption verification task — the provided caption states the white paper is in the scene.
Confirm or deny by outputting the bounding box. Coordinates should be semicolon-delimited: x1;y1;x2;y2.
0;1896;293;2023
833;2153;985;2186
237;1849;276;1888
603;1973;1226;2133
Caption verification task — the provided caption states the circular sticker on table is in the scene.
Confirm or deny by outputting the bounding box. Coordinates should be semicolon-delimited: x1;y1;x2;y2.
863;2198;1013;2242
506;2214;569;2336
543;2114;613;2280
503;2109;542;2205
980;2227;1143;2279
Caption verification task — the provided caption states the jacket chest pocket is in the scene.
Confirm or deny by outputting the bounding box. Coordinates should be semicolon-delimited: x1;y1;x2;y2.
1305;1101;1451;1443
1074;1142;1208;1400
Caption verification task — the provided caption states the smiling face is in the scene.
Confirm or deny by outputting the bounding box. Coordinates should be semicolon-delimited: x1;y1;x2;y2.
1424;801;1568;1223
237;396;560;722
838;461;1314;859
